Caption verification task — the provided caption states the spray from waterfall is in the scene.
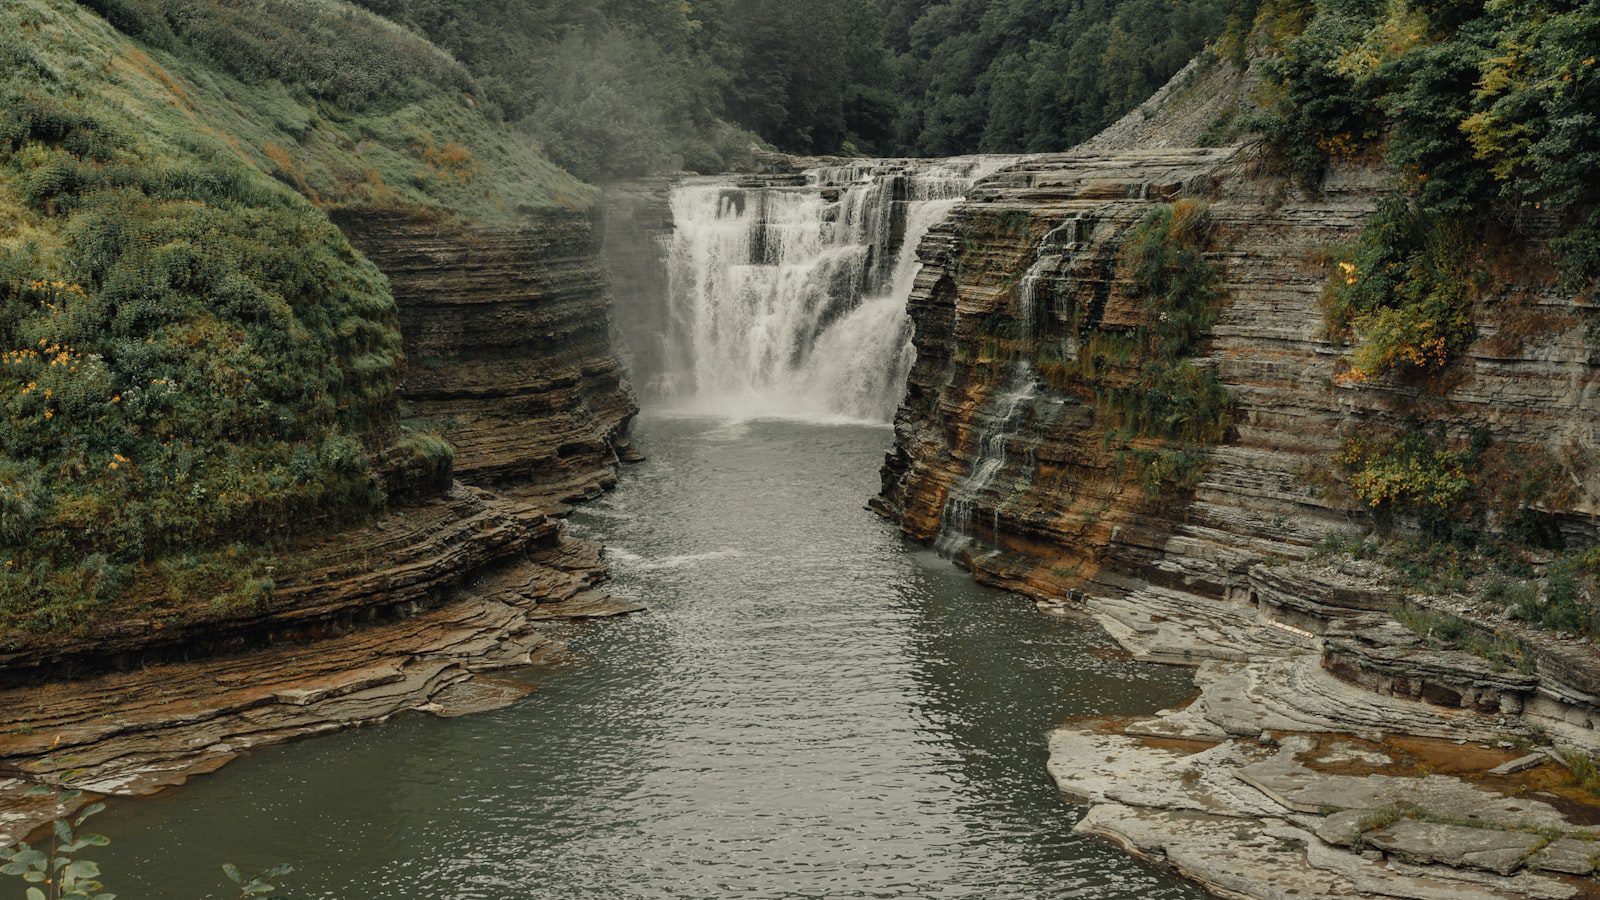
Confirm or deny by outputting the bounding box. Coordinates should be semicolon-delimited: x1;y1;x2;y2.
646;157;1018;423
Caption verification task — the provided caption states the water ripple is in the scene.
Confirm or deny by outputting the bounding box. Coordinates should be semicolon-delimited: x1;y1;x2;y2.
97;416;1202;899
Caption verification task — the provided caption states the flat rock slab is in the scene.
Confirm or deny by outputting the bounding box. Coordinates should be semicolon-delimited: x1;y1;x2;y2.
1051;718;1592;896
427;677;536;718
1366;820;1549;876
1048;723;1279;818
1490;753;1550;776
1076;803;1572;900
1529;838;1600;876
0;554;641;845
526;591;645;620
1238;755;1569;833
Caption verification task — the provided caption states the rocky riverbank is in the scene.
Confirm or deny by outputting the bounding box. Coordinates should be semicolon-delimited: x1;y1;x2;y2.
0;519;639;846
1045;558;1600;898
0;170;642;843
873;56;1600;897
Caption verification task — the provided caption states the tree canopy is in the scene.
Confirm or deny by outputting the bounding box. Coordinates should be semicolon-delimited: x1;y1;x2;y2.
352;0;1240;178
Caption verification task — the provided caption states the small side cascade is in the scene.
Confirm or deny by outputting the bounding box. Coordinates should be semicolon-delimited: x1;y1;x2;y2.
934;211;1097;558
935;364;1040;557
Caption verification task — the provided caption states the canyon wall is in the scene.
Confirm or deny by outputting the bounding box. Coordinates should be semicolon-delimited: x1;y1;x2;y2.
0;203;642;830
0;208;639;684
337;209;639;508
873;58;1600;719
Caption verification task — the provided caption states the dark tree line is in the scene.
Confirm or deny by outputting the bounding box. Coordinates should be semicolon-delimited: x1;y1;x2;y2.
350;0;1241;179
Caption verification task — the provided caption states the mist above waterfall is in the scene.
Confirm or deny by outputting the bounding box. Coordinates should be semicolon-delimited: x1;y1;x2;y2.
633;158;1014;424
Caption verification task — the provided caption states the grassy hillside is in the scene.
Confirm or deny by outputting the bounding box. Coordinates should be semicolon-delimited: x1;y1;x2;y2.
0;0;584;634
73;0;593;218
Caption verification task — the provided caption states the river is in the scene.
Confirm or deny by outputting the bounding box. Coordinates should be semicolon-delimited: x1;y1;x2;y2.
95;415;1200;899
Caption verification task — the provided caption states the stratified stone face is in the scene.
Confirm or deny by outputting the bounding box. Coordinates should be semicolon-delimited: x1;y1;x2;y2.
337;208;639;508
0;207;640;685
874;112;1600;612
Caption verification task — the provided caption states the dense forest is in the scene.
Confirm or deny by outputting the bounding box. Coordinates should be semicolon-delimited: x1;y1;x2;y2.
352;0;1245;179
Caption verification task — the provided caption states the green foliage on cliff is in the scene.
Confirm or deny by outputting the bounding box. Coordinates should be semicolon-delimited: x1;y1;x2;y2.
1512;550;1600;638
1255;0;1600;630
1337;423;1476;530
1323;201;1482;382
0;0;511;632
1030;202;1234;501
1249;0;1600;379
1109;202;1235;497
1391;603;1531;672
68;0;591;218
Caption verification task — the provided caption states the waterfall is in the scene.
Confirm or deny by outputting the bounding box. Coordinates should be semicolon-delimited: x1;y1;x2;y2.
934;210;1099;557
935;368;1039;557
645;156;1018;423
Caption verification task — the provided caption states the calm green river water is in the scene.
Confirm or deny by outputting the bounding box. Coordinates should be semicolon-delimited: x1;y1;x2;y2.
96;416;1201;899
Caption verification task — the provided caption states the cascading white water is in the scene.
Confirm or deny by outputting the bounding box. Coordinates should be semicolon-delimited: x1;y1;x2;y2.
934;210;1100;556
650;157;1017;423
935;366;1039;556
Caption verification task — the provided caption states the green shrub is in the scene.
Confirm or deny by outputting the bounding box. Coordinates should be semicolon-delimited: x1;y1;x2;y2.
1337;423;1474;532
1115;203;1236;451
1557;749;1600;798
1249;0;1600;290
1324;200;1480;382
0;0;425;632
1392;602;1530;672
1508;550;1600;639
1037;202;1235;501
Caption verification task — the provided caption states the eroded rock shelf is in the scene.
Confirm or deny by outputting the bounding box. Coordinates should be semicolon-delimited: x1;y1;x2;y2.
875;59;1600;897
0;204;642;844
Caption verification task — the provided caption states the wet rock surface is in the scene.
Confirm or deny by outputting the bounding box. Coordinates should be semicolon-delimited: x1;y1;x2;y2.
0;527;640;845
1053;714;1597;897
1048;565;1600;896
874;56;1600;898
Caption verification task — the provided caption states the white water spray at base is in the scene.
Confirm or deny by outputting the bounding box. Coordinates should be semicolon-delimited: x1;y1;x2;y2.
651;157;1018;423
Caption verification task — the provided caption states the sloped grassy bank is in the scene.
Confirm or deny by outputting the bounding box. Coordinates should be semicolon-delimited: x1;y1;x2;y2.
0;0;617;639
0;0;641;842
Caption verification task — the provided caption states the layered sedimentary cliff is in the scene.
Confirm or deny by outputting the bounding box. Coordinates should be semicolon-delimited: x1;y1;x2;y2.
877;57;1598;695
873;59;1600;896
337;208;639;506
0;204;641;832
0;0;652;852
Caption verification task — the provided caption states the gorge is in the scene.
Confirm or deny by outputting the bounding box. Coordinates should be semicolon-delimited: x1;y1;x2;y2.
4;0;1600;898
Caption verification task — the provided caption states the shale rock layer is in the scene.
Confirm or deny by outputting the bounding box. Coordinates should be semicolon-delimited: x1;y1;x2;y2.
337;208;639;506
874;65;1599;673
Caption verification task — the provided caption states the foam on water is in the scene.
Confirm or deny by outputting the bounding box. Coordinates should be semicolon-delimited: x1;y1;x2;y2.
648;158;1020;423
